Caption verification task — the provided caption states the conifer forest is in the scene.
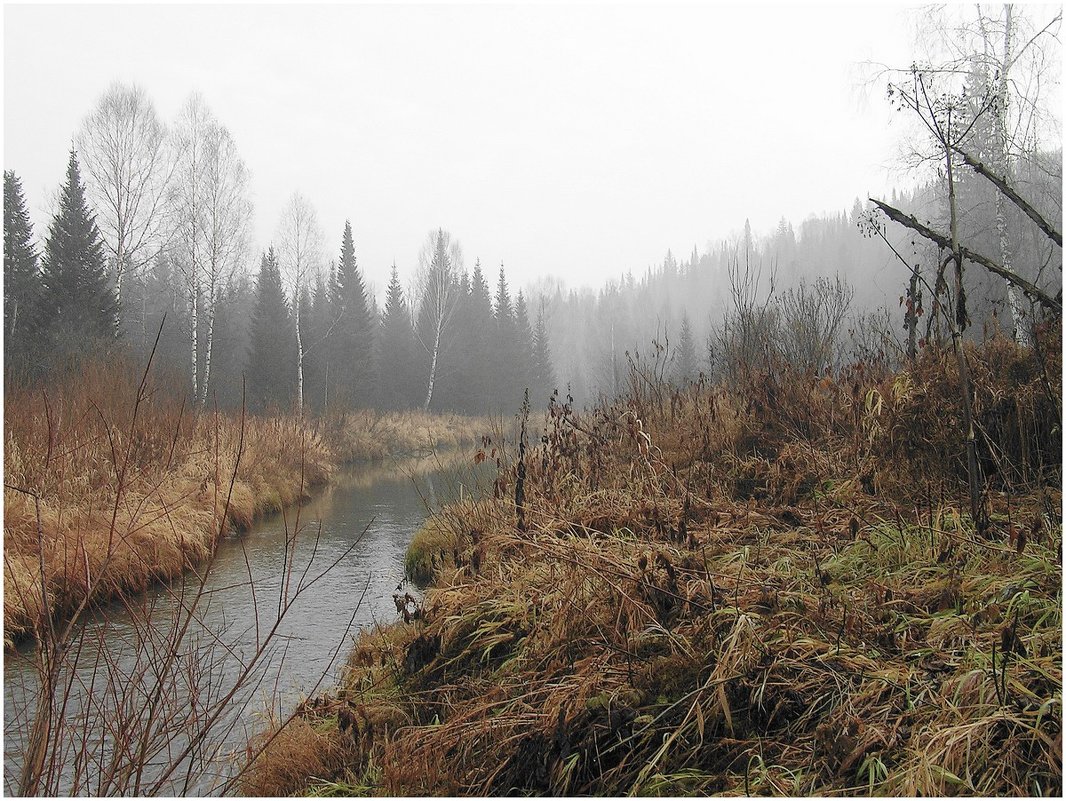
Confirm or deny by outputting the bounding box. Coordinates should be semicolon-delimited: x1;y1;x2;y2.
2;3;1062;797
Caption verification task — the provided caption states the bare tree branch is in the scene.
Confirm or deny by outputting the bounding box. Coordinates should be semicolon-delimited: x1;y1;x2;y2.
952;144;1063;248
869;197;1062;314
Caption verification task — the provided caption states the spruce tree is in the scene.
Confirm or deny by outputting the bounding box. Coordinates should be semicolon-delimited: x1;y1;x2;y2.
514;290;535;402
127;251;188;379
466;259;495;412
247;247;296;412
532;301;557;406
331;220;373;408
206;273;255;409
4;170;40;375
675;312;697;384
365;283;380;398
378;263;418;409
38;150;118;365
492;264;517;410
297;283;314;404
436;269;471;411
306;268;332;411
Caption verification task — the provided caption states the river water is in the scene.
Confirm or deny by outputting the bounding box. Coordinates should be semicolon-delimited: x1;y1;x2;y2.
3;454;487;796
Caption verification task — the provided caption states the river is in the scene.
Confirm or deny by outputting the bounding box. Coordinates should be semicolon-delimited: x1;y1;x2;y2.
3;454;487;796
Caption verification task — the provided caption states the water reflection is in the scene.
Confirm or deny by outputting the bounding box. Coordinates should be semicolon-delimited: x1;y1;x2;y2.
3;452;489;795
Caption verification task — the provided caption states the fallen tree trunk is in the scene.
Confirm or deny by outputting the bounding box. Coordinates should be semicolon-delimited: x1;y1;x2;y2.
868;198;1062;316
952;145;1063;248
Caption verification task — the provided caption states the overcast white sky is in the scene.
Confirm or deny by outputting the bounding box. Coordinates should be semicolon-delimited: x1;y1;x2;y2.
5;2;918;298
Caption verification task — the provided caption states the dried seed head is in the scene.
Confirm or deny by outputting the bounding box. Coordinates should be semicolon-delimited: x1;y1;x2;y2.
1031;513;1045;544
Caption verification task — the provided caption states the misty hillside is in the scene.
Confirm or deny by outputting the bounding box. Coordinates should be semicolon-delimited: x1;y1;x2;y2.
543;168;1061;407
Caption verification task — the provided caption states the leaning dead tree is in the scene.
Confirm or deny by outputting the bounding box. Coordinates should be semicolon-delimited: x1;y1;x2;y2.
895;4;1062;343
950;146;1062;249
870;54;1061;536
873;63;1061;318
876;68;990;534
868;198;1061;316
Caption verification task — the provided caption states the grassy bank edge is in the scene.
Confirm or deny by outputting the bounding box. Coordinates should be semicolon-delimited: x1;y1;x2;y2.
237;335;1061;797
3;407;491;648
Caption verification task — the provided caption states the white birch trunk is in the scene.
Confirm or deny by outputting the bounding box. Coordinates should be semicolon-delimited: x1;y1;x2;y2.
141;270;148;350
199;291;215;408
295;300;304;414
423;319;442;412
994;7;1028;345
189;280;199;400
114;245;124;333
997;194;1027;343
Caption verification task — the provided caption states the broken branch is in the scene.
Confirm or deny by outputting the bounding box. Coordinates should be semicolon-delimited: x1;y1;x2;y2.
868;198;1062;315
952;146;1063;248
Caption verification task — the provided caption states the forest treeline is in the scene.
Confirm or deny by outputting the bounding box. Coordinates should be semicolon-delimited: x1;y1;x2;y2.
545;156;1060;407
8;145;1058;418
3;3;1062;418
4;152;554;416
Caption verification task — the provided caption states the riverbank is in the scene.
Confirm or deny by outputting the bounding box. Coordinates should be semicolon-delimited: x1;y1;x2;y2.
3;359;491;646
243;332;1062;796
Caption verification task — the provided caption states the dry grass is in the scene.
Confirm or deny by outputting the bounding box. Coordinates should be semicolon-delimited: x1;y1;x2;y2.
239;713;357;797
323;408;491;464
3;359;492;647
3;359;335;646
405;498;498;586
247;331;1062;797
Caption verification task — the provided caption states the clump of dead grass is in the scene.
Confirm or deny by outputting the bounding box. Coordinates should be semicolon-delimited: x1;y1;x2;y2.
239;712;357;797
324;408;491;464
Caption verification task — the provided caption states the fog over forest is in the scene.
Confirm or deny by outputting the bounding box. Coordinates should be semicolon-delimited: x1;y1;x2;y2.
3;3;1062;415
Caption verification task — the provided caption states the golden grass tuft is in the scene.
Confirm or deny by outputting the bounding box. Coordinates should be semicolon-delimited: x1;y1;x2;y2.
239;713;355;797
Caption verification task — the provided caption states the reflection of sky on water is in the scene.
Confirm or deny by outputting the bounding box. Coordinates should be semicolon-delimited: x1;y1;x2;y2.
3;455;491;795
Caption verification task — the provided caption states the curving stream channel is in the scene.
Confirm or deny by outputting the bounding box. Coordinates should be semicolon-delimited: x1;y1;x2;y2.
3;454;487;796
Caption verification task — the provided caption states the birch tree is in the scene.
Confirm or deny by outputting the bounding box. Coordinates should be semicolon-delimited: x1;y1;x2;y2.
980;7;1027;341
277;192;324;413
172;94;252;406
414;228;462;412
76;83;175;327
897;5;1062;341
871;62;1029;534
172;96;207;401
